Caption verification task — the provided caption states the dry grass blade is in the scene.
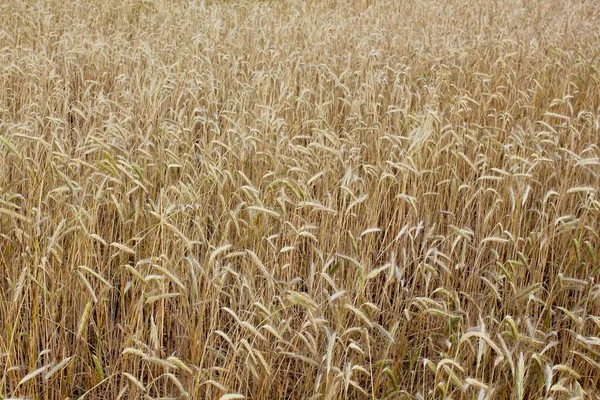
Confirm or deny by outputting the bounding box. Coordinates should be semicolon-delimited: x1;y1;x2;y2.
17;364;50;387
220;395;245;400
44;357;74;382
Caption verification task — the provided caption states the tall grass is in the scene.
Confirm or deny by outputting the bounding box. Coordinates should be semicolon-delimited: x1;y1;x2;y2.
1;0;599;398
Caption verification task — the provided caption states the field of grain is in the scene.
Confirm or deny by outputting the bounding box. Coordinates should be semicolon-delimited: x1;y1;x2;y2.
1;0;600;399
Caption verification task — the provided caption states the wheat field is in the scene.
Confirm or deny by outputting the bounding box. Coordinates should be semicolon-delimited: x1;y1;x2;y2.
0;0;599;399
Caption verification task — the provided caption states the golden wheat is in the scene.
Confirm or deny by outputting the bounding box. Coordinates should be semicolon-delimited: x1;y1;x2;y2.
1;0;600;399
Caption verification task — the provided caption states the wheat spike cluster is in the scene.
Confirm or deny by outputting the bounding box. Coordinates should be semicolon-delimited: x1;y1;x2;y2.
1;0;600;399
